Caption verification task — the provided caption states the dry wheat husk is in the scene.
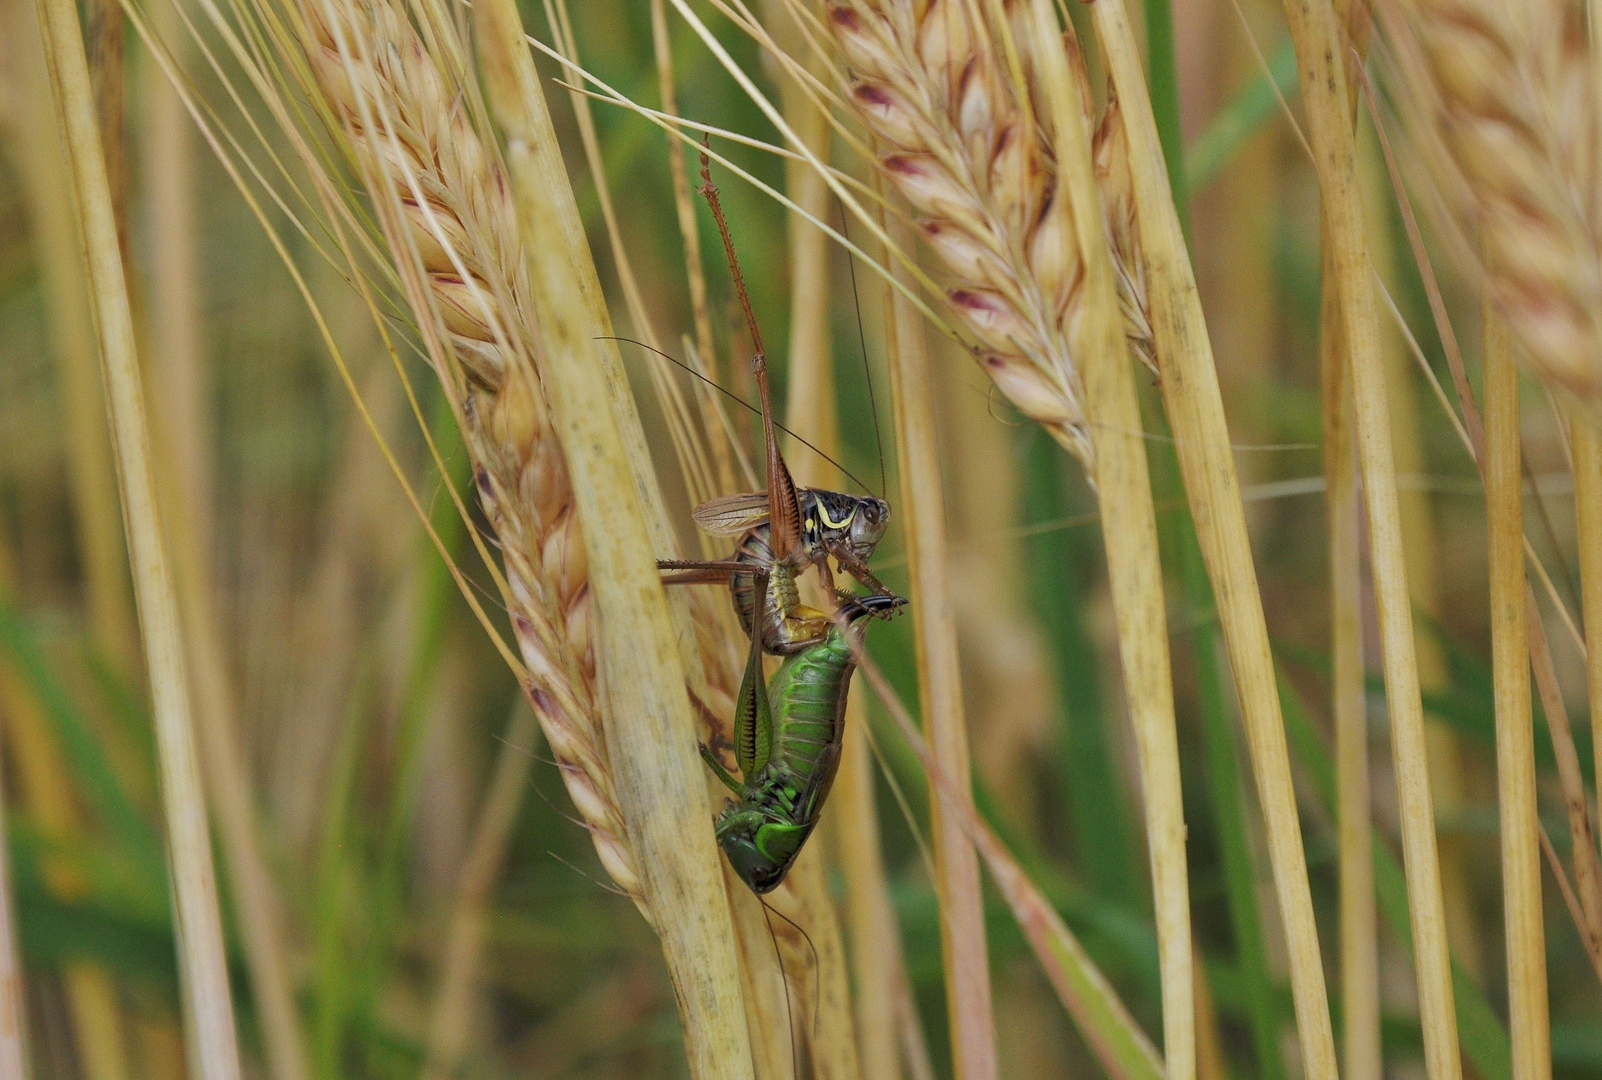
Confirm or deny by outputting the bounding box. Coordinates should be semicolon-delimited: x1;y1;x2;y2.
1384;0;1602;405
825;0;1152;468
296;0;643;912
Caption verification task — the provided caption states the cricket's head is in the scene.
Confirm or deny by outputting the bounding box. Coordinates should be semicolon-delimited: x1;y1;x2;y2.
848;496;891;557
807;490;891;564
715;806;807;894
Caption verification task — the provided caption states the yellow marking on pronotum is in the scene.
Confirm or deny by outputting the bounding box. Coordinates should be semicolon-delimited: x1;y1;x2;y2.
815;503;854;530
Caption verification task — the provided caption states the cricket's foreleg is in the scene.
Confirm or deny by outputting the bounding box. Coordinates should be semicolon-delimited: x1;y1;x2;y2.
837;556;896;601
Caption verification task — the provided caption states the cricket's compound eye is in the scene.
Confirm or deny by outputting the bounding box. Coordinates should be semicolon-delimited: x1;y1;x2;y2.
851;497;890;551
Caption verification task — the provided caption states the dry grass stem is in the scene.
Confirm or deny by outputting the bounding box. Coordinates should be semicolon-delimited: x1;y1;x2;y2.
1327;8;1380;1070
881;211;1000;1080
1486;300;1552;1080
84;0;124;270
1366;59;1602;966
143;11;309;1068
1324;266;1379;1080
1282;2;1461;1077
1034;9;1195;1079
1384;0;1602;406
1540;826;1602;978
1093;2;1347;1076
472;0;755;1073
33;0;243;1071
1525;587;1602;953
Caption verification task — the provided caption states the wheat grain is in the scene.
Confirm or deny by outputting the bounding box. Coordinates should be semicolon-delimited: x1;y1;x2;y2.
296;0;644;911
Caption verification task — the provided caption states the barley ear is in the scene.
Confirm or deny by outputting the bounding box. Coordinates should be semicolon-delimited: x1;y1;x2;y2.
1388;0;1602;406
297;0;642;917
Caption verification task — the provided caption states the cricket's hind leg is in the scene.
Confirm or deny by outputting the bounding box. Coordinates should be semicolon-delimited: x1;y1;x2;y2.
657;558;748;586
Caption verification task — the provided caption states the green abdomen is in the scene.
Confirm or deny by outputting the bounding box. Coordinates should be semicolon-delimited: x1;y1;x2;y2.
767;628;856;821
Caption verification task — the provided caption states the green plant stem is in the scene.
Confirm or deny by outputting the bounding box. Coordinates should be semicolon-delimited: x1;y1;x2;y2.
1024;436;1141;912
1141;0;1185;217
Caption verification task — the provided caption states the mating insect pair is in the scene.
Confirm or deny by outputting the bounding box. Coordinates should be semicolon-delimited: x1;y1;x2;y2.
658;154;905;894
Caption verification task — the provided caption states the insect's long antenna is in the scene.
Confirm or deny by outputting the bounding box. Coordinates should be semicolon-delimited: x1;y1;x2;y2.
760;899;800;1080
763;899;822;1047
838;202;888;499
598;335;875;494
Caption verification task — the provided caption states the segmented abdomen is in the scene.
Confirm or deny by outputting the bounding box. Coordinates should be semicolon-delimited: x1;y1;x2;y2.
767;629;857;821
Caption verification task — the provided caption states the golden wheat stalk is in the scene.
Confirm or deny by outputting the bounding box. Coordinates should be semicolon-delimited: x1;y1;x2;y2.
1485;299;1554;1080
473;0;756;1071
1384;0;1602;405
1285;2;1463;1078
294;0;644;911
32;0;244;1072
822;4;1194;1077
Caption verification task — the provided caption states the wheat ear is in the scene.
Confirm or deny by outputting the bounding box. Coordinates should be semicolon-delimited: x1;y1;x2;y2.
1385;0;1602;404
297;0;642;911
